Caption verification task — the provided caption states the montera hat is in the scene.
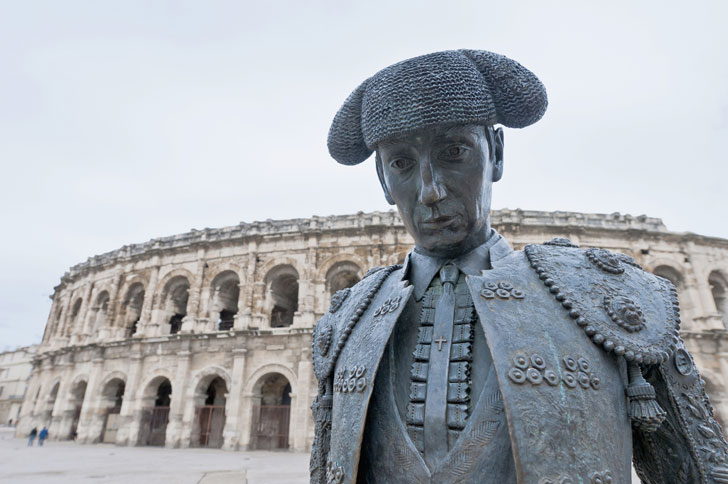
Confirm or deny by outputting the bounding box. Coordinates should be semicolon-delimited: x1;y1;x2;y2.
327;49;548;166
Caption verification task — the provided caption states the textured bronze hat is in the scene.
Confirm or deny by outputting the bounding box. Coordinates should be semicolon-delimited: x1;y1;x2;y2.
327;49;548;165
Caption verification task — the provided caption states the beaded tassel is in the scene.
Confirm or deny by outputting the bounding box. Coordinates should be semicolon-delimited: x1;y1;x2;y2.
626;361;666;432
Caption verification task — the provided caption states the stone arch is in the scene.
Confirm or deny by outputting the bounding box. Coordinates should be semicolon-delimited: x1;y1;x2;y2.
324;260;363;296
137;375;173;446
157;274;192;335
245;363;298;396
259;256;305;283
264;265;299;328
317;254;366;283
651;264;684;288
650;263;691;318
90;290;111;333
66;297;83;337
189;366;230;448
93;373;127;443
52;303;65;337
66;378;88;440
40;380;61;423
137;371;175;400
187;366;232;400
248;369;294;450
119;282;145;337
709;270;728;328
96;371;128;397
209;271;240;331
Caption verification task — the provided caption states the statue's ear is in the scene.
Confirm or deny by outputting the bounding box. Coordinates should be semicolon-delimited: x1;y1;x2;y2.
375;153;396;205
491;127;504;183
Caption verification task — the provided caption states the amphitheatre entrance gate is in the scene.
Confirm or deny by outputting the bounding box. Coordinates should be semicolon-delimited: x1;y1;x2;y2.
193;376;227;448
146;379;171;446
252;373;291;450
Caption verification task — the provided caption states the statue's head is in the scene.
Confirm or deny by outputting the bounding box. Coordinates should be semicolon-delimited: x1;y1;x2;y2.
328;50;547;258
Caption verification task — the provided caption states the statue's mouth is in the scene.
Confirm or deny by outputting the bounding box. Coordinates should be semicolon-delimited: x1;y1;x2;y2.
421;215;457;229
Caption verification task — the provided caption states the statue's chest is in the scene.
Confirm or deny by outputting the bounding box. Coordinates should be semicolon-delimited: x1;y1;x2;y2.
466;252;633;484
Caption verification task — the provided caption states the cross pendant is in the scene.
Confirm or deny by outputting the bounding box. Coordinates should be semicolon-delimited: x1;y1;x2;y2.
434;336;447;351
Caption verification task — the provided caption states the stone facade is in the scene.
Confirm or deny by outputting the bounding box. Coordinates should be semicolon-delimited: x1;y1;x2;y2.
15;209;728;450
0;345;37;427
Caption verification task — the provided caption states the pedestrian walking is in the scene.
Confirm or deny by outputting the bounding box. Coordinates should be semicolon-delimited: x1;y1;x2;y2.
28;427;37;446
38;427;48;446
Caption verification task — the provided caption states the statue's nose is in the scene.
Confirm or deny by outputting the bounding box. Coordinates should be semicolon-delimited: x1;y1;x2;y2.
418;159;446;206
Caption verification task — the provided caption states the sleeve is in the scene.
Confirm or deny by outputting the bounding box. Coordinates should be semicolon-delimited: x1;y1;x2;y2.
632;339;728;484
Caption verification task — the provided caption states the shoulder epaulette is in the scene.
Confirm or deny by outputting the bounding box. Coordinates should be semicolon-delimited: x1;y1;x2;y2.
525;239;680;365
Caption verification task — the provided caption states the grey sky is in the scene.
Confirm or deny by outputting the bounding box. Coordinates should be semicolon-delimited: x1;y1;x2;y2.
1;1;727;349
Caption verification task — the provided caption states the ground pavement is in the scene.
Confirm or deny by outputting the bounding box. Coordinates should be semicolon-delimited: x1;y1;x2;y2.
0;429;308;484
0;429;641;483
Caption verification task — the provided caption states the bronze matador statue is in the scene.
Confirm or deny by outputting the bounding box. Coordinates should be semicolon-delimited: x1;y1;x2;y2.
309;49;728;484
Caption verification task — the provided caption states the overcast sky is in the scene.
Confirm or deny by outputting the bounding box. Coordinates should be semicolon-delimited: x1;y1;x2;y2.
1;1;727;350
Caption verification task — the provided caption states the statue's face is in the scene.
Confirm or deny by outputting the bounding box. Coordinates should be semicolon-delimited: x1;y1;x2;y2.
377;124;503;258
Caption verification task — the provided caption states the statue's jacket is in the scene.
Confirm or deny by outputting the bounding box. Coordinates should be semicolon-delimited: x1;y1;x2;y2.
310;239;728;484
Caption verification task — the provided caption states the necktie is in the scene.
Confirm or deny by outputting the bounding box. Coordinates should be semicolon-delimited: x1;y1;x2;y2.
423;263;459;468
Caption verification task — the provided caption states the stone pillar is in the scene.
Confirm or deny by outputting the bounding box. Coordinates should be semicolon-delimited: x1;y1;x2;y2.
182;250;207;333
293;347;313;452
104;272;123;340
693;273;725;331
238;391;260;450
117;353;143;446
165;347;191;448
139;263;160;337
76;354;105;443
70;284;94;345
222;348;247;450
49;367;73;439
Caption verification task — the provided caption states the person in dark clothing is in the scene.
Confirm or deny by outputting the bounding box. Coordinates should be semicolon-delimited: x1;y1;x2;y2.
28;427;37;446
38;427;48;446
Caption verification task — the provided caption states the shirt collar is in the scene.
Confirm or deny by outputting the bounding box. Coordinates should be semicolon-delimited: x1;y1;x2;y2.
402;229;512;301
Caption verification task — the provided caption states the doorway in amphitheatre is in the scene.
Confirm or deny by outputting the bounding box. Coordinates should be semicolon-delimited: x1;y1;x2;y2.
192;376;227;448
100;379;125;443
251;373;291;450
142;378;171;446
68;380;87;439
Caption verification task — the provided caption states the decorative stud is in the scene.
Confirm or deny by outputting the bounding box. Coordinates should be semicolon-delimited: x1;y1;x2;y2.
585;248;625;274
329;288;350;313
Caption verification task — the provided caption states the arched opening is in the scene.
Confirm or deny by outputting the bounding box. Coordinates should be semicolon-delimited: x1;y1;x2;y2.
67;380;87;440
139;378;172;446
161;277;190;335
210;272;240;331
326;261;361;296
41;382;60;424
192;375;227;448
92;291;110;333
266;266;299;328
122;283;145;337
53;306;64;337
251;373;291;450
100;378;126;443
709;271;728;329
653;265;687;314
66;298;83;336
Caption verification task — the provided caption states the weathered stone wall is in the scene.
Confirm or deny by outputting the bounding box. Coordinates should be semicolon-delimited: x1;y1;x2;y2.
15;210;728;449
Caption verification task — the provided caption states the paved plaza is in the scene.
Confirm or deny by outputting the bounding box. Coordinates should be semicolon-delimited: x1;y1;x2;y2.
0;429;308;484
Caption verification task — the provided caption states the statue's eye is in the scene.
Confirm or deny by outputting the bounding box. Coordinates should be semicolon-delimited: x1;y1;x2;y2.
390;158;414;171
442;144;469;159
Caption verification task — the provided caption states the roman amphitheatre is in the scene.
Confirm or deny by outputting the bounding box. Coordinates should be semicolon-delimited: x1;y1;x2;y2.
16;209;728;450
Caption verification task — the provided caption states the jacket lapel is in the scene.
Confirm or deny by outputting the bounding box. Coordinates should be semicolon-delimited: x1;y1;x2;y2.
329;268;413;484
